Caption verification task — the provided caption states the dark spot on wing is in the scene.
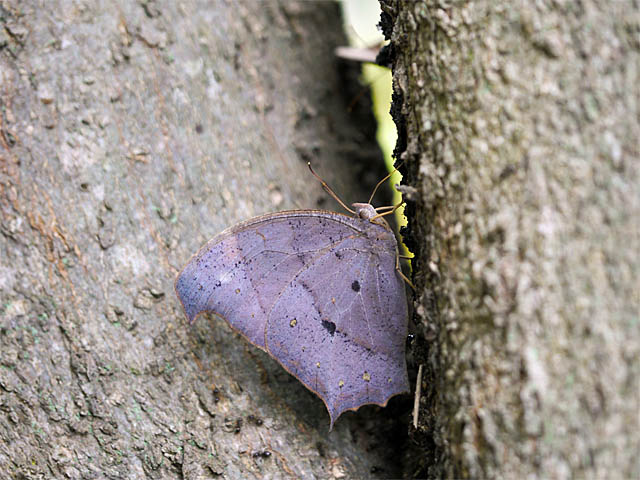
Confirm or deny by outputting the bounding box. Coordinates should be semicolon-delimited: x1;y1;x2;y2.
351;280;360;292
335;251;342;259
321;319;336;336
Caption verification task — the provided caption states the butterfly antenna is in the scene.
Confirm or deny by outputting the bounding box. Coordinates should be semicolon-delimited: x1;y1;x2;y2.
368;160;405;205
307;163;356;214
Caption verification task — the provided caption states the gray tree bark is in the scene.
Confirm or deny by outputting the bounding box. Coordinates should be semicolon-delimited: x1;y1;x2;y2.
383;0;639;478
0;1;405;478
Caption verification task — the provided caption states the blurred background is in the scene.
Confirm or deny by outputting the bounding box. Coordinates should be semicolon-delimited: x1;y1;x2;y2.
341;0;405;234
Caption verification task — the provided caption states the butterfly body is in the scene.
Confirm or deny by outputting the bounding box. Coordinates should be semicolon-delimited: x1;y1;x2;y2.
175;203;409;428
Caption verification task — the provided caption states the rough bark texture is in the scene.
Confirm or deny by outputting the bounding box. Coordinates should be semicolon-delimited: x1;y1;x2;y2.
0;1;409;478
383;0;639;478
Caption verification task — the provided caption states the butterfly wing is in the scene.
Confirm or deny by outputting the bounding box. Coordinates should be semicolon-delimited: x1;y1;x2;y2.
175;210;409;427
175;210;371;349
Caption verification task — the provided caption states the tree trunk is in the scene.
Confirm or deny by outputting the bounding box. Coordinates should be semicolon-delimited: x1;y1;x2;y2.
383;0;639;478
0;1;405;478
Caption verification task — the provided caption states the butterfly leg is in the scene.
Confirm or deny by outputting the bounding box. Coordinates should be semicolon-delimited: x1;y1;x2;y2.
371;200;404;223
395;251;415;290
412;364;424;429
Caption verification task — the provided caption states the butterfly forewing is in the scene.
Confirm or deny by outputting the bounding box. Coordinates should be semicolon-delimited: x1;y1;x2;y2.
176;211;368;348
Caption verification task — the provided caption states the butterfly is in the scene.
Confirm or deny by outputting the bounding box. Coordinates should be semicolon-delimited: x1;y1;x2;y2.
175;164;409;429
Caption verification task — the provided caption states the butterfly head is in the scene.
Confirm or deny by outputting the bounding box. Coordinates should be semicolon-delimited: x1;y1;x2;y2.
352;203;377;220
352;202;394;234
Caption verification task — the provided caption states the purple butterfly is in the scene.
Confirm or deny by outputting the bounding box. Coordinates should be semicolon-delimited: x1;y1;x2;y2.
175;165;409;428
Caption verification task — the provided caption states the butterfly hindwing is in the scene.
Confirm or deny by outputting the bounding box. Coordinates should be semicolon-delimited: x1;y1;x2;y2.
265;215;408;427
